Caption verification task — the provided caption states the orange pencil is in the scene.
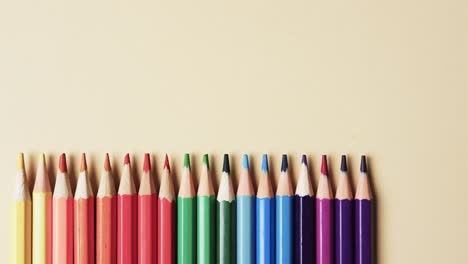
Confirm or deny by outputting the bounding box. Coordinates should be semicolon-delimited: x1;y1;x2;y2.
96;154;117;264
158;154;175;264
138;153;158;264
52;153;74;264
118;154;137;264
74;153;95;264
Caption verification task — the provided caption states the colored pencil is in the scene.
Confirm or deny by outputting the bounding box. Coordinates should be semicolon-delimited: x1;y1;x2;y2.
316;155;333;264
335;155;353;264
197;154;215;264
138;153;158;264
96;153;117;264
12;153;31;264
355;156;372;264
53;153;74;264
216;154;236;264
294;155;315;264
158;154;175;264
178;153;196;264
256;154;275;264
118;153;138;264
74;153;95;264
236;154;255;264
276;154;293;264
32;154;52;264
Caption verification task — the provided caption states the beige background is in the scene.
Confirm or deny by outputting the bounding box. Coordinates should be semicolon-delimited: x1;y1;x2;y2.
0;0;467;263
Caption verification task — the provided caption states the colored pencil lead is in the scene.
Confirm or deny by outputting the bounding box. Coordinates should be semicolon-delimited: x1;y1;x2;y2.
80;153;87;172
203;153;210;168
18;152;25;171
340;155;348;172
301;154;307;165
184;153;190;168
360;155;367;173
321;155;329;176
143;153;151;172
281;154;288;172
105;153;111;171
59;153;67;173
223;154;230;173
242;154;249;169
262;154;269;172
124;153;130;165
164;154;170;172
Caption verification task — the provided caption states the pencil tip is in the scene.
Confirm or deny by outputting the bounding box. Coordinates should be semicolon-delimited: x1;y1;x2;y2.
104;153;111;172
301;154;307;166
321;155;329;176
80;153;87;172
124;153;130;165
184;153;190;168
143;153;151;172
223;154;230;173
242;154;249;169
17;152;25;171
360;155;367;173
59;153;67;173
202;154;209;168
340;155;347;172
281;154;288;172
164;154;170;172
262;154;269;172
39;153;46;167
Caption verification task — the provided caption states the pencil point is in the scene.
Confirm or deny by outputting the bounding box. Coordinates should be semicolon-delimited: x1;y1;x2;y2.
184;153;190;168
301;154;307;165
321;155;329;176
80;153;87;172
39;153;46;168
360;155;367;173
104;153;111;172
124;153;130;165
202;154;209;168
340;155;348;172
281;154;288;172
223;154;230;173
17;152;25;171
164;154;170;172
59;153;67;173
143;153;151;172
262;154;269;172
242;154;249;169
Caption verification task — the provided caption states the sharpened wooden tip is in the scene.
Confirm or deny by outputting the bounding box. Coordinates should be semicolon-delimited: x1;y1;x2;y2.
59;153;67;173
80;153;87;172
104;153;111;172
143;153;151;172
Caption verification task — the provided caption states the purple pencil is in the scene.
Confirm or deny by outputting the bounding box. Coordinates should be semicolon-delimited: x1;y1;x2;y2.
316;155;333;264
335;155;353;264
355;156;372;264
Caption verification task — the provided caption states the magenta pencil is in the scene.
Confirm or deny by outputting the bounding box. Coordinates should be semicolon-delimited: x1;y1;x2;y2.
316;155;333;264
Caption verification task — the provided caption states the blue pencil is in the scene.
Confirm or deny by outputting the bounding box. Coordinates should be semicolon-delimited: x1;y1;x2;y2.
276;154;293;264
236;154;255;264
256;154;275;264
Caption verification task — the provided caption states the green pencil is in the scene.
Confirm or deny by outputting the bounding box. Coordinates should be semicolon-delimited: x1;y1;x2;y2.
217;154;236;264
197;154;215;264
178;153;196;264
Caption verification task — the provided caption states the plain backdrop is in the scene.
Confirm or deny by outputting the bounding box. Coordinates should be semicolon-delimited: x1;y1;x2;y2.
0;0;467;263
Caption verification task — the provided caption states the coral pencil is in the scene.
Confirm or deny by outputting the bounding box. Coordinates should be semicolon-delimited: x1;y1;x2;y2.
138;153;158;264
11;153;31;264
276;154;293;264
335;155;353;264
177;153;196;264
53;154;74;264
294;155;315;264
158;154;175;264
96;153;117;264
236;154;255;264
75;153;95;264
118;154;138;264
197;154;215;264
32;154;52;264
256;154;275;264
316;155;333;264
355;156;372;264
216;154;236;264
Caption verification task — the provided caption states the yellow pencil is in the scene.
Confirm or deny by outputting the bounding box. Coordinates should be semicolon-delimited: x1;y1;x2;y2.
32;154;53;264
12;153;31;264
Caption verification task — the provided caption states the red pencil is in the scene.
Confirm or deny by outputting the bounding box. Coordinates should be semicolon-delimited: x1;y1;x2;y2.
138;153;157;264
117;154;137;264
96;153;117;264
157;154;175;264
74;153;95;264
